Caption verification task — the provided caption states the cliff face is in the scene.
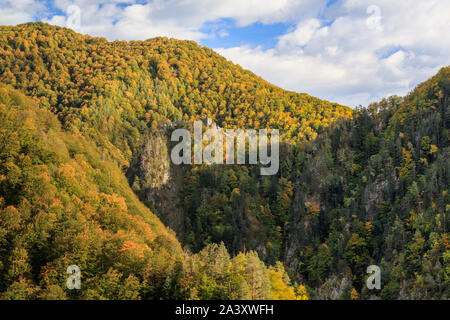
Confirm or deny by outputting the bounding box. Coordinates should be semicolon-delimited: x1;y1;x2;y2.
127;127;186;238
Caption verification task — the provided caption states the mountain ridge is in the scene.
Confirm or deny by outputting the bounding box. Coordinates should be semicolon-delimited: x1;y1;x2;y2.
0;22;448;300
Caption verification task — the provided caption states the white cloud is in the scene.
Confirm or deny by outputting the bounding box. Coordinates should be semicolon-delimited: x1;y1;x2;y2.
217;0;450;106
1;0;449;107
40;0;325;41
0;0;46;25
278;19;322;49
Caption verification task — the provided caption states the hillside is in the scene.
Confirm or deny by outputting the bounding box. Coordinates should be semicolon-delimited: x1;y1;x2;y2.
0;22;448;300
0;22;327;300
135;67;449;300
0;82;310;300
0;22;351;157
282;67;449;299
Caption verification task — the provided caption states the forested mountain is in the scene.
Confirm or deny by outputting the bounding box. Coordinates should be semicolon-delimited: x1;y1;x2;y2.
0;22;448;300
282;68;449;299
131;67;449;300
0;22;335;300
0;77;308;300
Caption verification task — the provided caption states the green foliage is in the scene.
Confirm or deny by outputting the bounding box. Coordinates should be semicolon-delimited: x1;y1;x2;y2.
152;67;449;300
0;85;300;300
0;22;448;300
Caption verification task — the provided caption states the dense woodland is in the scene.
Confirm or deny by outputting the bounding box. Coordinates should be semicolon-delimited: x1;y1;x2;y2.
0;23;448;299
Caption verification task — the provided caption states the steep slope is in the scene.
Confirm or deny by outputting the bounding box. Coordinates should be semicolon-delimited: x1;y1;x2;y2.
0;22;351;156
1;22;447;300
282;67;449;299
134;67;449;300
0;22;320;300
0;22;351;256
0;84;183;299
0;84;306;300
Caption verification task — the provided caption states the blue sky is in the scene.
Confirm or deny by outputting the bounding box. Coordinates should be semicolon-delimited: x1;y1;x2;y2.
0;0;449;107
200;19;294;50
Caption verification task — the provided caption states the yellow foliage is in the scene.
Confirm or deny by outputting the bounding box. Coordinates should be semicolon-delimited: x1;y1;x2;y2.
351;288;359;300
269;270;309;300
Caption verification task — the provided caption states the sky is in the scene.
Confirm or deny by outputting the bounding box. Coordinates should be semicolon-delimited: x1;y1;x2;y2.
0;0;449;107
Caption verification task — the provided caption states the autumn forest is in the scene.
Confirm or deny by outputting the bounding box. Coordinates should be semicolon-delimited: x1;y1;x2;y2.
0;23;448;300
